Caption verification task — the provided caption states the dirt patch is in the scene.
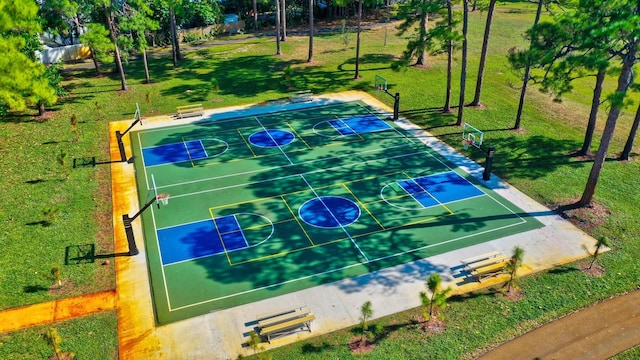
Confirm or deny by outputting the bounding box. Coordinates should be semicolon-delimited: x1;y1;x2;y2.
49;352;76;360
579;261;605;277
417;315;446;334
499;287;524;302
348;337;376;354
551;198;610;232
566;149;595;161
48;280;76;296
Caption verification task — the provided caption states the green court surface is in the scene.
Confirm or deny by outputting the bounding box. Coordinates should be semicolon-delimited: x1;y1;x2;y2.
130;100;543;325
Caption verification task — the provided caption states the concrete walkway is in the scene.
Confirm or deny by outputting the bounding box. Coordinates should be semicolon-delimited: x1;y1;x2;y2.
0;290;116;333
479;288;640;360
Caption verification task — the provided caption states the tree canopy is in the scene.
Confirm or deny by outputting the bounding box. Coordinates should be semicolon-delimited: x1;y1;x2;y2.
0;0;57;115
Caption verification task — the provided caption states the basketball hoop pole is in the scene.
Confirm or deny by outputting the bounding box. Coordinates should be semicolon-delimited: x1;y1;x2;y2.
483;145;495;181
380;88;400;120
115;103;142;163
121;194;161;256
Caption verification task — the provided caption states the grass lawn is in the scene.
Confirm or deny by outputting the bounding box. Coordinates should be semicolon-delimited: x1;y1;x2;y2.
0;2;639;358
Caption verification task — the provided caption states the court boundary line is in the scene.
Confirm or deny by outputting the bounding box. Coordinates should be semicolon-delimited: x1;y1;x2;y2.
164;219;529;312
135;101;535;316
155;168;530;312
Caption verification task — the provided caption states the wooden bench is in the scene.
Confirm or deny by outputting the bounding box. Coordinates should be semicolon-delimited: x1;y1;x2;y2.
470;260;510;281
289;90;313;103
257;306;315;343
455;251;510;283
176;104;204;119
464;255;509;272
460;251;502;265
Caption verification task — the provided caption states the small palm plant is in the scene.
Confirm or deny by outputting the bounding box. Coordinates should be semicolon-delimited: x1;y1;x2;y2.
505;246;525;292
359;300;373;342
70;114;78;142
50;265;62;288
589;236;611;269
44;327;75;360
57;150;69;179
45;328;62;358
420;273;451;321
42;205;60;226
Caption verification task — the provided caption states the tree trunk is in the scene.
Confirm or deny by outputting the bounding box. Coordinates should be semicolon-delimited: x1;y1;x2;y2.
579;68;606;156
514;0;543;130
456;0;468;126
104;3;127;91
252;0;258;31
619;101;640;160
275;0;282;55
142;47;150;84
38;102;46;116
354;0;362;79
443;0;453;112
90;48;101;76
579;44;638;206
170;6;182;67
416;12;429;66
281;0;287;41
469;0;496;107
307;0;314;62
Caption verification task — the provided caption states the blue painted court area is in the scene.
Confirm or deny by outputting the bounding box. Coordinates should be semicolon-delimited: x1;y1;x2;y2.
157;216;247;265
143;140;208;166
329;114;392;135
299;196;361;228
398;171;485;208
249;129;295;147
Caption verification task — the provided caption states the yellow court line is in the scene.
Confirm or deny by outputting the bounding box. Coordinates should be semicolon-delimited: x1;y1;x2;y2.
228;209;456;266
332;115;365;141
237;129;257;158
280;195;315;246
342;183;385;230
229;236;351;266
285;122;312;150
209;208;234;266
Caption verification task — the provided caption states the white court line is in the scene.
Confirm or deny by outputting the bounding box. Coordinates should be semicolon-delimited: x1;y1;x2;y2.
253;116;294;165
299;174;369;262
153;145;424;194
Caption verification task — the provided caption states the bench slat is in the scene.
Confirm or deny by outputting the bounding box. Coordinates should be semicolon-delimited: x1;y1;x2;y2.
460;251;501;265
470;261;510;282
176;104;204;119
260;314;315;336
257;307;310;328
464;255;510;271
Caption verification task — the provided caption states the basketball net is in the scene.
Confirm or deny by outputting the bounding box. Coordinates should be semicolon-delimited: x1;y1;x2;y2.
157;193;170;206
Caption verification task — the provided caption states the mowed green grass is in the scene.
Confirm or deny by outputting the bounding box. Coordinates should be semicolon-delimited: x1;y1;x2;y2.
0;2;639;358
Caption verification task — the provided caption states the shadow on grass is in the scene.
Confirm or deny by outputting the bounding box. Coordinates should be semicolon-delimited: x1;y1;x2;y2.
24;285;50;293
65;244;129;265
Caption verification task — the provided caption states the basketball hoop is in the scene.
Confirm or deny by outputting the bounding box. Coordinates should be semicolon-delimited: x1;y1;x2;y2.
157;193;170;207
462;138;473;150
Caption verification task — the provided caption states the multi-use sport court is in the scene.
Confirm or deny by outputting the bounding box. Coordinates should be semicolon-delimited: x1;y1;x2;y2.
129;97;543;325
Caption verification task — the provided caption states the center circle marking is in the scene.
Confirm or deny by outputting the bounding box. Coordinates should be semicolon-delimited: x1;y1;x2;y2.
249;129;295;148
299;196;361;229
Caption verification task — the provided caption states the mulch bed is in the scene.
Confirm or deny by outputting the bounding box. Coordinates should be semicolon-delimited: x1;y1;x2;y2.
348;337;376;354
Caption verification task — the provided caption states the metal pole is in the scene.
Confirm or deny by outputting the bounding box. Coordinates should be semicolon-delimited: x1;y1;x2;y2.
393;92;400;120
122;214;139;256
116;131;127;163
121;195;158;256
483;145;495;181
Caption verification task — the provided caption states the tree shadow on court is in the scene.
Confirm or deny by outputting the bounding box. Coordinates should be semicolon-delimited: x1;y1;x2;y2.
140;96;599;321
